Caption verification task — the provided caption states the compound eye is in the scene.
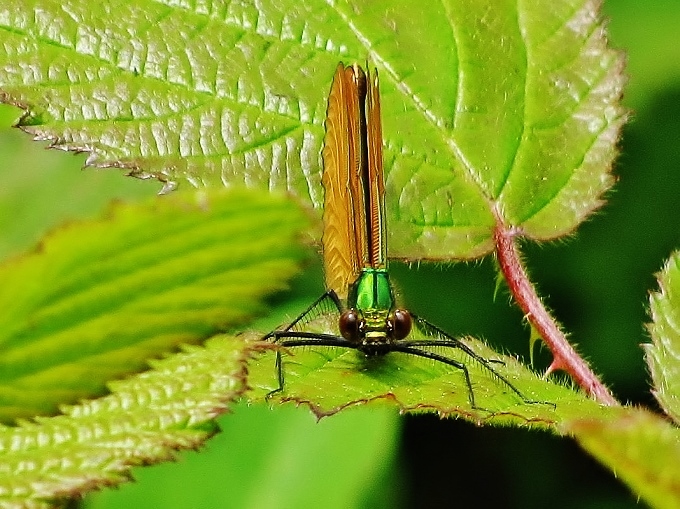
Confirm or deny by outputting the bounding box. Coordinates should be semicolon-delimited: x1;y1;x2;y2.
391;309;412;340
339;309;361;342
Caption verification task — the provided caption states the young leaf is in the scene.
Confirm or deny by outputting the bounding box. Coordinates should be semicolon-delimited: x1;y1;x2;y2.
646;252;680;423
0;188;308;423
0;0;625;260
0;334;255;508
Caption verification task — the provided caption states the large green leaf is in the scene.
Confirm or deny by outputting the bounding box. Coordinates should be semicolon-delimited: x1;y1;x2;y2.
247;315;603;426
0;0;625;259
0;188;307;422
250;317;680;509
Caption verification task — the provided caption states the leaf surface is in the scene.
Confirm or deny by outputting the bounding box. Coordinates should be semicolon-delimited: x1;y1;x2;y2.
0;0;626;259
248;314;604;426
0;188;307;422
85;403;400;509
0;334;253;508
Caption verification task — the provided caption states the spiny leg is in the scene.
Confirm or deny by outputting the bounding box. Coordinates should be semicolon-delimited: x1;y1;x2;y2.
262;290;343;342
391;345;478;408
411;315;503;365
262;290;345;397
265;335;356;398
405;316;553;407
265;349;285;400
400;340;537;406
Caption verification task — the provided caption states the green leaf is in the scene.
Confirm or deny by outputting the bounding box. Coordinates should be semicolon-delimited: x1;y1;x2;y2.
567;408;680;509
247;315;603;426
0;188;308;423
0;0;626;259
0;334;253;508
85;403;400;509
249;301;680;509
646;252;680;423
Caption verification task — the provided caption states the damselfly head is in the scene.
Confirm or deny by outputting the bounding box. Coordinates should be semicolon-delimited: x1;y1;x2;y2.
338;307;412;350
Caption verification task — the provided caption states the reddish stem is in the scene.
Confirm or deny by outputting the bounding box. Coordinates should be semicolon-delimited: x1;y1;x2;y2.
494;221;618;406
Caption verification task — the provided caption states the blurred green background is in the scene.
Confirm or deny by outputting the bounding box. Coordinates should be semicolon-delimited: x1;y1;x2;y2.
1;1;678;507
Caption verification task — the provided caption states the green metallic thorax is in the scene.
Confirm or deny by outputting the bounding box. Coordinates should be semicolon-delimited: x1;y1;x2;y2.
349;268;394;312
348;268;394;341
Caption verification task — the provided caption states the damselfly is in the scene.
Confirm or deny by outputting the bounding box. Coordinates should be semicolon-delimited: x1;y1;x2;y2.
264;63;540;408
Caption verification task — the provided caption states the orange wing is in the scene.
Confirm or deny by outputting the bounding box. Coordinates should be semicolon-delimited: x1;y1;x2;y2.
322;64;364;299
322;63;386;299
365;66;387;269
